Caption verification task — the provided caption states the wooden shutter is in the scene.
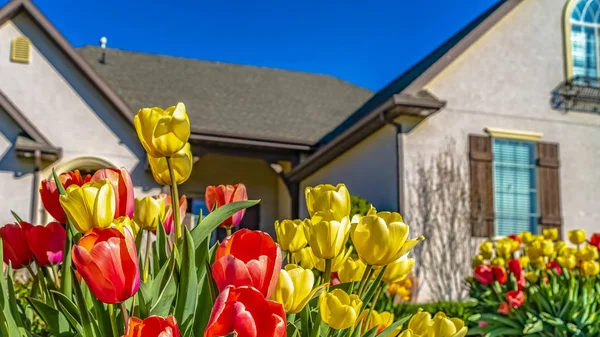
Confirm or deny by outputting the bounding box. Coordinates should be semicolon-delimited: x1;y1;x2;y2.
537;142;562;236
469;135;495;237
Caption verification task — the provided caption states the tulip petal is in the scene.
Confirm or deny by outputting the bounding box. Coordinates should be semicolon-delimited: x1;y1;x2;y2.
212;255;253;292
93;182;116;228
72;245;118;303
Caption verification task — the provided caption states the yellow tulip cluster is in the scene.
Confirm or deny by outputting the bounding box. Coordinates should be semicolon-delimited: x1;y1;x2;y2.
272;183;427;332
399;309;467;337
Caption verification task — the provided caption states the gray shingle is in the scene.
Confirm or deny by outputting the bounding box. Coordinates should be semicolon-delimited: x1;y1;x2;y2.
78;46;372;144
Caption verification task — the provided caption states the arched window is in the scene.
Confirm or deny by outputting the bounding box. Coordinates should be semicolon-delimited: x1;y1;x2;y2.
567;0;600;79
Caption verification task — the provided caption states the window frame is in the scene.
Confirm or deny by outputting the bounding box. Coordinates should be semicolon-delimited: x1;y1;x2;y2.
564;0;600;79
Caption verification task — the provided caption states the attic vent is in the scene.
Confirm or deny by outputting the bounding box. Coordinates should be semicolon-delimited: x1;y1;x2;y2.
11;36;31;64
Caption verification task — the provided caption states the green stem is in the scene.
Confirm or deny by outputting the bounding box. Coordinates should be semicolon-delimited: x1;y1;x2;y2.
225;226;232;237
357;264;374;296
143;231;152;282
323;259;332;287
327;327;335;337
120;301;130;331
166;156;182;241
51;265;60;289
108;304;119;337
370;286;383;312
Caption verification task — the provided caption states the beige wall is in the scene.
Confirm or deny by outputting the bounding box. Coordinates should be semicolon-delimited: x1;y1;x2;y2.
300;125;398;218
179;153;289;236
403;0;600;237
0;15;161;224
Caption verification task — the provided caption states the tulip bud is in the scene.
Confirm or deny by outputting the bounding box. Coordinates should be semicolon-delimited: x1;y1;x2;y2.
205;184;248;228
498;302;511;315
474;265;494;285
427;312;468;337
506;290;525;308
338;257;366;283
519;256;530;268
319;289;362;330
147;143;193;185
110;216;141;236
0;222;34;269
491;257;505;267
568;229;587;245
351;209;423;266
541;240;554;257
382;257;414;284
133;197;165;231
275;219;308;253
472;254;485;268
492;266;508;285
525;271;539;283
408;308;431;336
399;329;418;337
305;211;350;260
479;241;494;259
581;260;600;276
589;233;600;250
60;179;116;233
356;310;395;335
305;184;351;221
134;102;190;158
271;264;322;314
577;244;599;261
292;246;320;270
543;228;559;241
123;315;180;337
520;231;534;244
557;254;577;269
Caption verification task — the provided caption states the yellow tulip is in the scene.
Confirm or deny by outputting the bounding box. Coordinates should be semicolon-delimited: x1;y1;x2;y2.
479;241;494;259
427;312;467;337
338;257;367;283
581;261;600;276
398;329;419;337
491;257;505;267
356;310;396;335
568;230;587;245
557;254;577;269
134;102;190;158
525;271;539;283
292;246;320;270
472;255;485;268
271;264;322;314
541;240;554;257
578;244;599;261
497;238;518;257
555;241;567;255
527;241;543;259
304;211;350;259
408;308;432;335
133;196;165;231
543;228;559;241
110;216;141;236
305;184;351;221
319;289;362;330
351;209;423;266
275;219;308;253
147;143;193;185
520;232;534;244
519;256;530;268
531;257;546;270
59;179;115;233
315;247;351;272
382;257;415;284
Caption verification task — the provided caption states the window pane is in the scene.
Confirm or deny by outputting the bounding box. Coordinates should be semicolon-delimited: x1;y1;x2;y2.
493;139;537;237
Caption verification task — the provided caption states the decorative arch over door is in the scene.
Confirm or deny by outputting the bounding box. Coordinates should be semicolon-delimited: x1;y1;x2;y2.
564;0;600;80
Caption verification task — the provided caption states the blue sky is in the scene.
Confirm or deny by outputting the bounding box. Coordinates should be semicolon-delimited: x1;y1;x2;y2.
5;0;498;91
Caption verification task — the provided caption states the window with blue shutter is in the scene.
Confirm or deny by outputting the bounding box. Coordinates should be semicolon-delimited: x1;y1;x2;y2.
492;139;538;236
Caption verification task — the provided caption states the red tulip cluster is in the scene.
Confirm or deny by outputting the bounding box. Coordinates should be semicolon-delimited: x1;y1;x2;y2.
206;229;286;337
0;221;65;269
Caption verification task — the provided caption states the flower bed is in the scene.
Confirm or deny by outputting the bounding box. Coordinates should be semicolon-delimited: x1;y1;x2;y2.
0;102;468;337
468;230;600;336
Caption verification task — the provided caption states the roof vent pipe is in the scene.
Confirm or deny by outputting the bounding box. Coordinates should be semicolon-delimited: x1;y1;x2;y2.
99;36;107;64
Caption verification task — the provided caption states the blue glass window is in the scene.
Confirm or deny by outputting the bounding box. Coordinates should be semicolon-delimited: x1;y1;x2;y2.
493;139;538;236
570;0;600;78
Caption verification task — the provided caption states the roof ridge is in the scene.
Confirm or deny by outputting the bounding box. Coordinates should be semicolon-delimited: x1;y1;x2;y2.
78;45;373;92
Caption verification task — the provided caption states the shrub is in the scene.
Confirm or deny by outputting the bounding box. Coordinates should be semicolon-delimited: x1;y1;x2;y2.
350;195;372;216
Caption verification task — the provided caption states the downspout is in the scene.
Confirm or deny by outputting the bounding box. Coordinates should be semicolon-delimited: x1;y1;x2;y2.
379;113;406;215
30;149;41;223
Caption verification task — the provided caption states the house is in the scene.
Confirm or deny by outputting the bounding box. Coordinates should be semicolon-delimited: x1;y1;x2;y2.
0;0;599;242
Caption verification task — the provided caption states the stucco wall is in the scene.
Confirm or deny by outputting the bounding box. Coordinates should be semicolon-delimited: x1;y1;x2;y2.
0;15;160;224
404;0;600;237
179;153;287;236
300;125;398;218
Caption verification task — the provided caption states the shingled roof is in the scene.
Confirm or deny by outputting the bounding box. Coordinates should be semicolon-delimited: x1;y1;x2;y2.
78;46;373;145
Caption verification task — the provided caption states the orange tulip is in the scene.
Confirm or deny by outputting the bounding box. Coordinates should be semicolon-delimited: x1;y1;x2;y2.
72;227;140;304
90;168;135;219
0;222;34;269
212;229;282;298
123;315;180;337
205;184;247;228
40;170;90;223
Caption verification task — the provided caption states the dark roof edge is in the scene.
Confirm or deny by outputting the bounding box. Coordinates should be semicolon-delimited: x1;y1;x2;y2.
286;95;445;182
0;0;135;125
191;132;314;152
191;128;315;148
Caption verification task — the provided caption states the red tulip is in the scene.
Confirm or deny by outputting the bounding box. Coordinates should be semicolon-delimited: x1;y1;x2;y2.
40;170;90;223
212;229;282;298
590;233;600;250
492;266;508;285
474;265;494;285
205;184;247;228
507;234;521;244
153;194;187;235
547;260;562;275
123;315;180;337
507;258;522;276
204;285;286;337
0;222;33;269
91;168;134;219
507;290;525;308
25;222;65;266
498;302;511;315
72;227;140;304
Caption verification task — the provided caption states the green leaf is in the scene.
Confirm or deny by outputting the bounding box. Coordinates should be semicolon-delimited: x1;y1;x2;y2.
174;228;198;330
362;326;379;337
10;211;22;223
149;251;177;317
362;265;386;305
376;314;409;336
300;304;310;337
192;272;214;335
191;200;259;247
0;241;21;336
5;264;25;328
72;270;96;337
155;218;169;269
27;298;71;337
478;313;522;330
